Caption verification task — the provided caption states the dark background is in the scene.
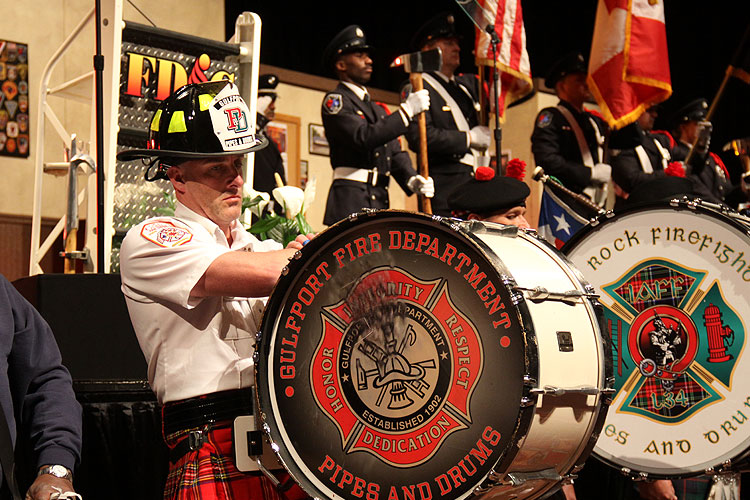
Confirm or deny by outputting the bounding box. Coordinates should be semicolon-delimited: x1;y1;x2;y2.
225;1;750;179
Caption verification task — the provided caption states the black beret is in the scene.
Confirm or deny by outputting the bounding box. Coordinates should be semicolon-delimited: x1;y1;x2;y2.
411;12;460;50
448;168;530;215
258;74;279;95
322;25;372;71
625;176;695;207
545;52;587;89
671;98;708;125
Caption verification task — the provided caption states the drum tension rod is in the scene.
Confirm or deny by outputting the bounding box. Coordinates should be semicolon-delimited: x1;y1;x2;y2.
513;286;598;304
529;386;616;397
493;468;565;486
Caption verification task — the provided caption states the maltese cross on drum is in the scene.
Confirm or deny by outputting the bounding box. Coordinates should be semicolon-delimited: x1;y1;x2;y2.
600;259;743;423
311;267;482;467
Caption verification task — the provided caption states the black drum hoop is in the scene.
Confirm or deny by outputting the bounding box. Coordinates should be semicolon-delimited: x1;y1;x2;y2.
255;210;539;499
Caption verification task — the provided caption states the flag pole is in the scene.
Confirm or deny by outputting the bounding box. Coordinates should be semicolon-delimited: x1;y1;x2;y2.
486;24;503;175
685;23;750;165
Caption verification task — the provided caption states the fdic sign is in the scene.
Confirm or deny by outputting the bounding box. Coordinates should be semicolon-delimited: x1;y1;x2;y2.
120;22;239;102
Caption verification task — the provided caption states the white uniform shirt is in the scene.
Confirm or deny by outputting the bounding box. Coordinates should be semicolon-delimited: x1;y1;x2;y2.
119;202;282;404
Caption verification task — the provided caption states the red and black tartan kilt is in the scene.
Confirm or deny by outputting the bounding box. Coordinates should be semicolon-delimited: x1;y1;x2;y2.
163;424;308;500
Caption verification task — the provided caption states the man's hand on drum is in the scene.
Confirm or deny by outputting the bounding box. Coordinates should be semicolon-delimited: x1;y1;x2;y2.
287;233;316;250
637;479;677;500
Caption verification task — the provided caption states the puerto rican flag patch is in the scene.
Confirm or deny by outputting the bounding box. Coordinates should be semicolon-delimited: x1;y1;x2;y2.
140;221;193;248
323;93;343;114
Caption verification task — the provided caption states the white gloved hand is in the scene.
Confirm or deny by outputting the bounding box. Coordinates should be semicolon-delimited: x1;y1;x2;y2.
400;89;430;119
591;162;612;185
695;120;712;155
469;125;491;151
257;95;274;117
407;175;435;198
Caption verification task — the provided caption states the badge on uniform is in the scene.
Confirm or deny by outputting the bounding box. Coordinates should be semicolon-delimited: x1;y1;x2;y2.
537;110;553;128
323;93;343;114
140;221;193;248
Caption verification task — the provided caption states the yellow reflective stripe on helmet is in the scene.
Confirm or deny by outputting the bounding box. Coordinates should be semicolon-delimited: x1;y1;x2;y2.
150;110;162;132
168;111;187;133
198;94;212;111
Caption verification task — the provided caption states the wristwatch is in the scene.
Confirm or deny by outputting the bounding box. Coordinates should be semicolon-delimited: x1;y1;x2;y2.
38;464;73;482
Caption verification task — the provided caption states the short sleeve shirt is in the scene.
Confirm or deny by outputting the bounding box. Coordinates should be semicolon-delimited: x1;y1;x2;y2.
119;202;282;403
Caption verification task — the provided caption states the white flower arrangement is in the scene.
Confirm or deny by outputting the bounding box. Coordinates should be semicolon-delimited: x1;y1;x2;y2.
242;174;316;246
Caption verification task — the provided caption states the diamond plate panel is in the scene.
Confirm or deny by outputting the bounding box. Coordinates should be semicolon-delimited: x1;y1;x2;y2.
113;36;240;271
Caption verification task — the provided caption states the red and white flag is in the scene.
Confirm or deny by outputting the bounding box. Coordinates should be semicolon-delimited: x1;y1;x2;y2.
587;0;672;129
474;0;533;121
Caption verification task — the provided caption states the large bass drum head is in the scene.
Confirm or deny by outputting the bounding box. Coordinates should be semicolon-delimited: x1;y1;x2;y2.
256;211;533;500
564;202;750;477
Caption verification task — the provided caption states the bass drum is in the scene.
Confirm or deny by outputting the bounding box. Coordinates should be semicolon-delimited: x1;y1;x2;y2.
564;200;750;479
255;210;610;500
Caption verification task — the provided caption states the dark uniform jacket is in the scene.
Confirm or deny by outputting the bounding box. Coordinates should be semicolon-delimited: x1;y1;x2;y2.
672;142;731;204
404;72;480;216
0;275;82;475
253;132;286;194
321;82;416;226
531;100;608;194
611;125;673;194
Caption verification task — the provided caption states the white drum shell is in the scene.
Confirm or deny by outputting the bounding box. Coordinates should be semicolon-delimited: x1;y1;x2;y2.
471;224;609;499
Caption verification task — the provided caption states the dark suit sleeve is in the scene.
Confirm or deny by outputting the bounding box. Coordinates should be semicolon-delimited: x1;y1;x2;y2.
0;276;82;471
391;143;418;193
322;96;408;152
531;108;592;191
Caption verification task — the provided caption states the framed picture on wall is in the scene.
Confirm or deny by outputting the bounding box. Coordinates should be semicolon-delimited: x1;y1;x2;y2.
266;113;301;187
0;40;30;158
299;159;308;189
309;123;329;156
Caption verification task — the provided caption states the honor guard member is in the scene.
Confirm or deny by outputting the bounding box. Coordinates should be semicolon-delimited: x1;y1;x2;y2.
670;98;732;204
447;166;530;228
610;105;677;206
117;81;310;500
321;25;434;226
531;52;611;205
253;74;286;203
404;13;489;216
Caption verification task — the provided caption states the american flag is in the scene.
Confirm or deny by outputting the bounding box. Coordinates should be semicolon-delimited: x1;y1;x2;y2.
468;0;533;121
587;0;672;129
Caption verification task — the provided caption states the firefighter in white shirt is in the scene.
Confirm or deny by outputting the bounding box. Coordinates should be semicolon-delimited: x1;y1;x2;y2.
117;80;309;500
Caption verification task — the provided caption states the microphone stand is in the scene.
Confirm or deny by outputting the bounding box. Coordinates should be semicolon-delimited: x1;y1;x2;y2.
94;0;105;272
486;23;503;174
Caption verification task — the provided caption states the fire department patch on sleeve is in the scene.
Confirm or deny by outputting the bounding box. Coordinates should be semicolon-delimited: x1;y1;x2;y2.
140;221;193;248
537;110;553;128
323;93;343;114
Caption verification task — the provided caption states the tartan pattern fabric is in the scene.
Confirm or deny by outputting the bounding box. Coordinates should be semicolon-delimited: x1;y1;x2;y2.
614;265;694;312
629;372;708;418
163;424;307;500
670;475;712;500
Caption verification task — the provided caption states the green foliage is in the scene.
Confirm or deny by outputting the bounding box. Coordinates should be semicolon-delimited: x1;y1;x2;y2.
243;195;312;247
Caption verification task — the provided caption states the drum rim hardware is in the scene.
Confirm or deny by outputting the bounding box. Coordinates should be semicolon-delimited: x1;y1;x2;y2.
514;285;599;304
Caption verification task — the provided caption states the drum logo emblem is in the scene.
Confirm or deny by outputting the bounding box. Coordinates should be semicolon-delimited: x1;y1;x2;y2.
601;259;744;423
310;267;483;467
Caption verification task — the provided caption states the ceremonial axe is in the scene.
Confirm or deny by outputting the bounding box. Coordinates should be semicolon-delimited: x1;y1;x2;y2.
391;47;442;214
